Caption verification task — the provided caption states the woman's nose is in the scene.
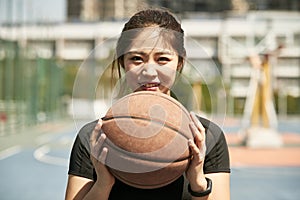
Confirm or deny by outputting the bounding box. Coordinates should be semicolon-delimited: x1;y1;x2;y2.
142;64;158;77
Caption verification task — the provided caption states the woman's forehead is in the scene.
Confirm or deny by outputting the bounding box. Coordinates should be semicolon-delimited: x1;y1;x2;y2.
125;28;176;54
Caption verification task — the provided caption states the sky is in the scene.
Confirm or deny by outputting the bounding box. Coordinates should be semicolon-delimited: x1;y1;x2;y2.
0;0;66;24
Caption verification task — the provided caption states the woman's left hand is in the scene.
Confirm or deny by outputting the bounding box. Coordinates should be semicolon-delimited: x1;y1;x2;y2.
185;112;207;191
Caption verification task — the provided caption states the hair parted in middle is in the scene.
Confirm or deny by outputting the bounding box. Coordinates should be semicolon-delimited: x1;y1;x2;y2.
112;9;186;80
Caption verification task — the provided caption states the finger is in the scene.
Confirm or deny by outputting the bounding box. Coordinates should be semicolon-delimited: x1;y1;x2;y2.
189;112;206;147
189;122;204;145
188;139;204;161
90;119;103;146
188;139;200;154
189;122;207;156
200;141;206;157
99;147;108;164
92;133;107;159
190;112;205;133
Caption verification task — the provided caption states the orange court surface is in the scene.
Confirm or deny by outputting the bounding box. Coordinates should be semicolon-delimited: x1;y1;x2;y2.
227;134;300;167
222;117;300;168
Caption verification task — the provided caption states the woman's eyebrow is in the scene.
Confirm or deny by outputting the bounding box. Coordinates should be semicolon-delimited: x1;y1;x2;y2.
126;50;174;55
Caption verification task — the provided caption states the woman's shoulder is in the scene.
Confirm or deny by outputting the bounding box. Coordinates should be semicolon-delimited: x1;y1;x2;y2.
78;120;99;134
74;120;99;149
195;114;224;136
195;114;230;173
195;114;228;154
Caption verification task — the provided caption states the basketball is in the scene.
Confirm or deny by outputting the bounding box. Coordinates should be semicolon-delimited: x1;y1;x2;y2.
101;91;194;189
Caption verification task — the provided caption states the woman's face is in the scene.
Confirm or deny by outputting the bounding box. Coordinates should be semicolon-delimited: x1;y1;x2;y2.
123;28;179;95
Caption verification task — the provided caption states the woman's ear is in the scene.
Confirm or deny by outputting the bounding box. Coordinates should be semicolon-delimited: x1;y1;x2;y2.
177;57;184;73
119;56;125;68
116;56;125;79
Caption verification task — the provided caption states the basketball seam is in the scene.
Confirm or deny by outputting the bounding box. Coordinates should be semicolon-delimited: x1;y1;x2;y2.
104;91;193;163
117;91;190;117
104;136;192;163
102;115;191;140
128;91;186;109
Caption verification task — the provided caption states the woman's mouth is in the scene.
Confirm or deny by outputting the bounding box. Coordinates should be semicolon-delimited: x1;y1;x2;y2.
140;83;160;91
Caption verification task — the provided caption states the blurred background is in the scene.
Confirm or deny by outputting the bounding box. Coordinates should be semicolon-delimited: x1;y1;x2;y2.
0;0;299;200
0;0;299;128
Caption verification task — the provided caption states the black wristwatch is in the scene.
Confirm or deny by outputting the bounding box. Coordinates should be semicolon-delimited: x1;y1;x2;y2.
188;177;212;197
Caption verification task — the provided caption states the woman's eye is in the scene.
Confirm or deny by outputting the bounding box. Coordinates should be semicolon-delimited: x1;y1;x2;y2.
131;56;143;62
158;57;170;63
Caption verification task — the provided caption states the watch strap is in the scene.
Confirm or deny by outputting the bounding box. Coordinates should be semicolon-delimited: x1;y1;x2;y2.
188;177;212;197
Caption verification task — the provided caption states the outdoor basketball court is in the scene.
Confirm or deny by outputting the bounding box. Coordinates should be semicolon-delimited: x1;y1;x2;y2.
0;118;299;200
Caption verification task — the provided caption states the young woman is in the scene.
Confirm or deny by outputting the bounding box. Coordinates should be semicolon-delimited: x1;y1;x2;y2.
65;9;230;200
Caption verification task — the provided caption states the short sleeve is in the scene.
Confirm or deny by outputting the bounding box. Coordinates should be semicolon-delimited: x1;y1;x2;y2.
198;116;231;174
68;121;98;180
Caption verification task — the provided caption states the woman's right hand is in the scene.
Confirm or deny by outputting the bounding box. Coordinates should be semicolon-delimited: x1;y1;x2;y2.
90;119;115;189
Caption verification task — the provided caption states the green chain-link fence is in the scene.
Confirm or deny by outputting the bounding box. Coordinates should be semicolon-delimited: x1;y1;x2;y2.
0;39;66;135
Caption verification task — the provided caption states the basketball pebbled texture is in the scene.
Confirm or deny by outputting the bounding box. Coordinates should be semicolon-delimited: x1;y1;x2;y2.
101;91;194;189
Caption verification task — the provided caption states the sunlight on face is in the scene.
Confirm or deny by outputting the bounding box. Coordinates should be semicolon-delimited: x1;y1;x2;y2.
123;28;179;95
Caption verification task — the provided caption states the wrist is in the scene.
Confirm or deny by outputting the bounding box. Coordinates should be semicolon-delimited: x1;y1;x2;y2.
95;179;114;191
188;177;212;197
189;176;207;192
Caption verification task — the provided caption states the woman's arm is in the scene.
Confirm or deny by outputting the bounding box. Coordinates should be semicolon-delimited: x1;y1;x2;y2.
65;120;115;200
189;172;230;200
65;175;93;200
205;173;230;200
187;112;230;200
65;174;113;200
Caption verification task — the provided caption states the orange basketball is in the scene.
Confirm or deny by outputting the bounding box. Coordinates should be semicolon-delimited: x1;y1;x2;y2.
101;91;193;189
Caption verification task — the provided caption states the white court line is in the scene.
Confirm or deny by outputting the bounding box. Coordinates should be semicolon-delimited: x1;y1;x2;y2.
0;145;22;160
33;145;69;167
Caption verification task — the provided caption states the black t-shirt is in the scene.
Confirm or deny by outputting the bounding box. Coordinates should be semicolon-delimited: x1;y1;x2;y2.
68;115;230;200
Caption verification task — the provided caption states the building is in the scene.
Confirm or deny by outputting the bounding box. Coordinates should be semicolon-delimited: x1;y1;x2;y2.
1;11;299;117
67;0;82;21
66;0;300;22
67;0;143;21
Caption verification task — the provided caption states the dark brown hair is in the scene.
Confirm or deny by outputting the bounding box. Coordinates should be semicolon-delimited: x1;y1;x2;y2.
112;9;186;80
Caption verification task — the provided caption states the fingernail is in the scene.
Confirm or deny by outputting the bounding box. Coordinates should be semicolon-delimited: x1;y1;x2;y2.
189;122;196;129
190;111;195;117
100;133;106;139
